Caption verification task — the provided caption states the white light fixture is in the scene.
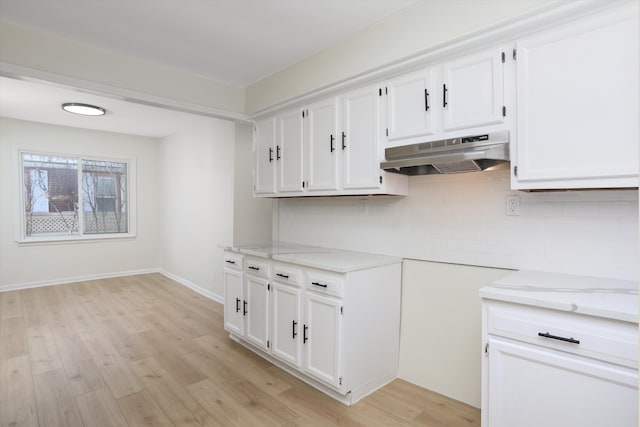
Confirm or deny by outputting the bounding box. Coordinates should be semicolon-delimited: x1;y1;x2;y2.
61;102;106;116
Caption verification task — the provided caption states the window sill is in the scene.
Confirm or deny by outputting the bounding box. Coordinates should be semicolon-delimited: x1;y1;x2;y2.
17;233;137;246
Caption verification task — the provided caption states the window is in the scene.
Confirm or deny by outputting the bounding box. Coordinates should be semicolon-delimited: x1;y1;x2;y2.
19;151;135;242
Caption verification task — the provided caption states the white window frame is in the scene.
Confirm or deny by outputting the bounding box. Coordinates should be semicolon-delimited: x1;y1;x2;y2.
15;147;137;244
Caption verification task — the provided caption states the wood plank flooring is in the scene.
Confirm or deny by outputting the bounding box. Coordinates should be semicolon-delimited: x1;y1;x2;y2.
0;274;480;427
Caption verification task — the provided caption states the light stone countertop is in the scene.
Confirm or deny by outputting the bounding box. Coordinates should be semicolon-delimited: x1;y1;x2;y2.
226;242;401;273
480;270;638;323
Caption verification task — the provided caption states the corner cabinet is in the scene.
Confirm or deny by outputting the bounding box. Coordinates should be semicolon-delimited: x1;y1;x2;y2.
511;2;639;189
223;250;402;405
252;86;408;198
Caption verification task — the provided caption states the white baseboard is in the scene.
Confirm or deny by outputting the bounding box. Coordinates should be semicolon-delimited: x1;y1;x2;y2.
159;270;224;304
0;268;225;306
0;268;161;292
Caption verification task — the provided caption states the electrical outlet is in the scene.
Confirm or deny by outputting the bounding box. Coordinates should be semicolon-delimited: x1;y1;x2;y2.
506;195;520;216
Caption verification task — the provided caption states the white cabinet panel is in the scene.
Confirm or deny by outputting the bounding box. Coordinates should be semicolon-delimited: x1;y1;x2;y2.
254;118;276;195
271;282;302;367
223;268;244;336
245;274;270;350
305;99;339;192
487;338;638;427
513;3;638;188
277;108;304;193
304;291;343;389
386;68;436;141
442;48;504;131
342;85;383;190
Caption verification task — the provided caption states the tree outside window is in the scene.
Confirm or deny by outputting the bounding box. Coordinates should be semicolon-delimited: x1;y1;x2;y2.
21;152;130;239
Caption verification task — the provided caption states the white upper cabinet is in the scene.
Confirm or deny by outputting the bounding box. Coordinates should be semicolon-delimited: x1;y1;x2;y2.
341;85;383;190
253;92;408;198
277;108;304;193
253;118;276;195
384;48;507;148
442;48;505;131
512;2;639;189
305;98;340;192
386;68;437;142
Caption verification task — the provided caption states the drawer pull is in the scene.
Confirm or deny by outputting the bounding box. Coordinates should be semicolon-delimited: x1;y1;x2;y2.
225;260;236;264
292;320;298;339
303;324;309;343
538;332;580;345
235;298;240;313
311;281;328;288
276;273;290;279
243;300;248;316
248;266;260;271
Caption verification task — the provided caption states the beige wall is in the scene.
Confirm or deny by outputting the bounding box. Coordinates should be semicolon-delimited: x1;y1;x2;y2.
0;22;245;116
246;0;558;113
399;260;511;407
159;118;236;299
0;118;161;287
233;123;273;246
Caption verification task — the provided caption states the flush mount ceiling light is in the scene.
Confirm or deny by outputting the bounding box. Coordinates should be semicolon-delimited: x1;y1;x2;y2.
61;102;106;116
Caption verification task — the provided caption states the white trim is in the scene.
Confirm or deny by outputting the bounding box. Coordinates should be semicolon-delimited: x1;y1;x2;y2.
159;270;224;304
0;61;251;124
0;268;160;292
248;0;621;120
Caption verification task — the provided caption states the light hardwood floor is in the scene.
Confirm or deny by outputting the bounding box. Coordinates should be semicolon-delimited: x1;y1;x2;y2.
0;274;480;427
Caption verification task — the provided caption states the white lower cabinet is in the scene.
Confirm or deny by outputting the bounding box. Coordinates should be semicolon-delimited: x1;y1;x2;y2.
223;251;401;405
482;300;638;427
223;254;271;351
486;337;638;427
271;282;302;367
223;252;244;336
244;274;270;350
303;291;343;388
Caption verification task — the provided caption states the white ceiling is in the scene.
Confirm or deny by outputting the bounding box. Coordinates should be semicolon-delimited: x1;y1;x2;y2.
0;0;416;137
0;0;416;87
0;76;214;138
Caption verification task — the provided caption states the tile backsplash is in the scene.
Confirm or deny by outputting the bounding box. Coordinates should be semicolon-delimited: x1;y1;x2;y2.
278;169;638;281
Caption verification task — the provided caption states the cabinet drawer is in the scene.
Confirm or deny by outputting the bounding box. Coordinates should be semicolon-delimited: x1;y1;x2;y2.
244;257;270;278
223;252;244;270
306;271;345;298
486;301;638;368
272;263;302;287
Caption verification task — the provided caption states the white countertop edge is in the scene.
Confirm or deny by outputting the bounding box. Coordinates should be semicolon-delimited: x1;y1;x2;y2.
479;270;639;324
478;288;638;324
271;253;402;273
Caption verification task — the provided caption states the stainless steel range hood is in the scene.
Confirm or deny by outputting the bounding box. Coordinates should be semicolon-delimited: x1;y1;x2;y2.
381;131;510;175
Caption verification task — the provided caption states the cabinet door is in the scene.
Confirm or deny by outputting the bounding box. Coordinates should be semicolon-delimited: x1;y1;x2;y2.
305;98;339;191
442;48;504;131
342;85;382;190
514;5;638;187
386;68;436;141
223;268;244;336
245;274;270;350
271;282;302;367
304;292;343;389
254;118;276;195
277;108;304;193
486;338;638;427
